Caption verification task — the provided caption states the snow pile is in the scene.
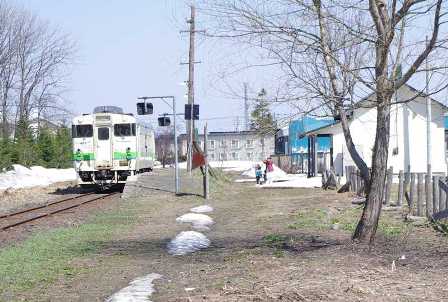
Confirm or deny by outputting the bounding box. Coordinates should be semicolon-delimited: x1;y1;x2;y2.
241;164;288;180
105;273;162;302
176;213;214;230
261;175;322;188
167;231;210;255
190;205;214;213
0;164;77;191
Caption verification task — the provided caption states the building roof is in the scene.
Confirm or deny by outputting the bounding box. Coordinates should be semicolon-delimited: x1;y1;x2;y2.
302;83;447;137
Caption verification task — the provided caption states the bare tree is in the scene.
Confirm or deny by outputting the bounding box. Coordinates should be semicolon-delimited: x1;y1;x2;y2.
0;1;19;140
155;127;175;168
200;0;447;243
14;11;74;138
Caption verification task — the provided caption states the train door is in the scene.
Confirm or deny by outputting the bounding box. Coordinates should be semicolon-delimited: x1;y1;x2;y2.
95;126;112;167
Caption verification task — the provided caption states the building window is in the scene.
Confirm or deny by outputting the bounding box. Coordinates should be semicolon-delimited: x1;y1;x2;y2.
246;139;254;148
260;138;265;146
220;140;226;148
231;152;239;160
209;140;215;149
219;153;226;161
231;140;239;149
247;152;253;160
209;153;215;160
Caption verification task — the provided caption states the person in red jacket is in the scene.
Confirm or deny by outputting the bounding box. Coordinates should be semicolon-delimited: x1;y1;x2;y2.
263;157;274;182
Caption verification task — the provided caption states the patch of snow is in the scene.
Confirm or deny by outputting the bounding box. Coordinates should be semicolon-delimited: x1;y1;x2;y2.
167;231;210;255
0;164;77;191
176;213;214;230
126;175;138;182
190;205;214;213
241;164;288;180
105;273;162;302
234;179;256;183
261;175;322;188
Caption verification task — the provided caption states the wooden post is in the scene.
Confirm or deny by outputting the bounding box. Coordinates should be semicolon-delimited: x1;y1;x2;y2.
203;124;209;199
349;167;354;192
410;173;416;212
433;176;439;214
417;173;424;217
444;182;448;211
353;170;358;193
384;167;393;206
356;170;360;194
398;170;404;206
425;174;432;217
345;166;349;187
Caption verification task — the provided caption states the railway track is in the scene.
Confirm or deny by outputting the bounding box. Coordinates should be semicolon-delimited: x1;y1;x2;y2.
0;192;119;231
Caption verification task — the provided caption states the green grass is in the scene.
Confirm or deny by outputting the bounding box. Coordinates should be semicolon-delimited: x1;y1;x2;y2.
288;206;408;238
263;234;287;258
288;208;330;231
263;234;287;246
0;210;137;297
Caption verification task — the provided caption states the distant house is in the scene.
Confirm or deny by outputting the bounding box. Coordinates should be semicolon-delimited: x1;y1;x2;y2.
274;127;289;155
288;117;334;173
178;130;275;162
303;84;447;176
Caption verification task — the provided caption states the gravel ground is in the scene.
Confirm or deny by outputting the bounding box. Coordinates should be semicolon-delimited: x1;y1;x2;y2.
0;181;80;214
0;181;123;248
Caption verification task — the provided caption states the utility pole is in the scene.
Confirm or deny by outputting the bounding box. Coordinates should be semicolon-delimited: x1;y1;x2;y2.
203;123;209;199
426;36;432;179
186;5;196;174
244;83;249;130
181;5;204;174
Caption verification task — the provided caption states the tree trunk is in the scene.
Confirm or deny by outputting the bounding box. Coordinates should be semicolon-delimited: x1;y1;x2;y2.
339;109;370;185
352;101;391;243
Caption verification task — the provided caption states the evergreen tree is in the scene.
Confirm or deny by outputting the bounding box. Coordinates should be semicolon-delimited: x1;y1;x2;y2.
51;126;72;168
0;139;14;170
15;123;38;167
37;128;55;166
250;88;276;134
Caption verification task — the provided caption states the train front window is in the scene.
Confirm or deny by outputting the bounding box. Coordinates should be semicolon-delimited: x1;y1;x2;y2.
114;123;136;137
72;125;93;138
98;127;110;140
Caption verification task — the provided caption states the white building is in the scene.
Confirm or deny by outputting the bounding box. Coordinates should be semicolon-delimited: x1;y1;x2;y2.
178;131;275;162
304;84;447;175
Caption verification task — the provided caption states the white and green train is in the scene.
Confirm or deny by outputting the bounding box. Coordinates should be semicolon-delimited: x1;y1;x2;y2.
72;106;155;189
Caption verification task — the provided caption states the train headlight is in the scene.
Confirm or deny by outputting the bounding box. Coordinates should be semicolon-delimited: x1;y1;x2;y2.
74;149;83;162
126;147;133;161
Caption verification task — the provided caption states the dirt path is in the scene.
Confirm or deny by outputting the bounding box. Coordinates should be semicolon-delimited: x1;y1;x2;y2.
9;169;448;301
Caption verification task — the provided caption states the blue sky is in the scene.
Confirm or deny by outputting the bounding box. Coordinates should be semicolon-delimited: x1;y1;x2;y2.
19;0;276;132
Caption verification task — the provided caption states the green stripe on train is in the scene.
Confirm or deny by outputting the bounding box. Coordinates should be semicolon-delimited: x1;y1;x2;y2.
72;152;95;161
113;151;137;160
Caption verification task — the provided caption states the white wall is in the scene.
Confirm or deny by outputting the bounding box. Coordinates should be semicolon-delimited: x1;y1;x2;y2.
314;86;447;175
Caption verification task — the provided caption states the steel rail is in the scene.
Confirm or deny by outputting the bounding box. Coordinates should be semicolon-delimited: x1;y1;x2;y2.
0;192;97;219
1;192;119;231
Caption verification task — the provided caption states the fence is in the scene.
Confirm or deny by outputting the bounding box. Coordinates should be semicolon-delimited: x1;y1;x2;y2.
345;165;448;220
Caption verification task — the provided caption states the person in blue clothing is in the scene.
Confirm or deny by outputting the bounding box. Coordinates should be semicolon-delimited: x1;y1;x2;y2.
255;164;263;185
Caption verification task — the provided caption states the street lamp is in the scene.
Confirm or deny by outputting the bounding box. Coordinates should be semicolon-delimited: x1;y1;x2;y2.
137;96;179;195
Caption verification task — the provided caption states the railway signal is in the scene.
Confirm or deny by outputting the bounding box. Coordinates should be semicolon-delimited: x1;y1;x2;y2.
136;102;153;115
136;96;180;195
158;116;171;127
184;104;199;120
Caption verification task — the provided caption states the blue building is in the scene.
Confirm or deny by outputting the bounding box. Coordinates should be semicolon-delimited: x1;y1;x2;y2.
288;117;334;173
